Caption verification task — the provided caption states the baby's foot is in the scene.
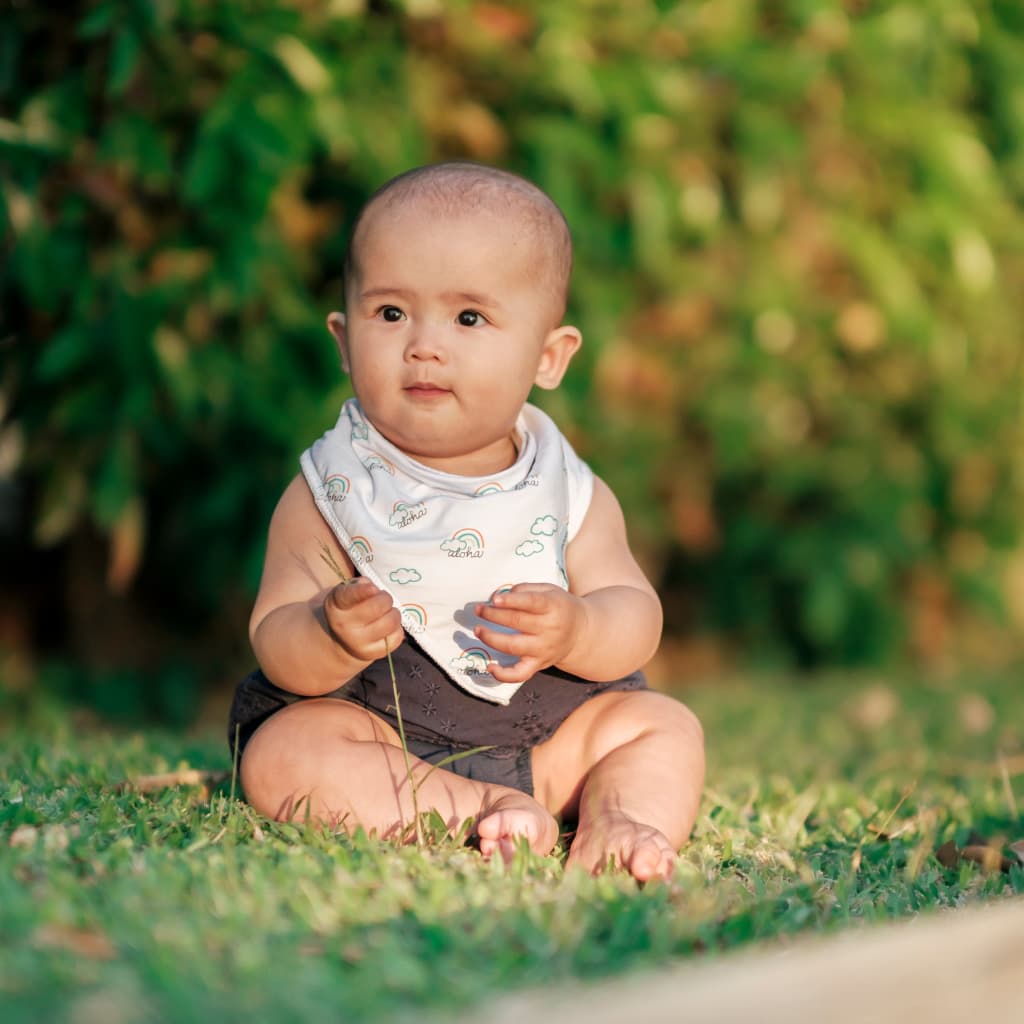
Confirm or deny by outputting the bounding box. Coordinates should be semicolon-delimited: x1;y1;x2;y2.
566;810;678;882
475;791;559;864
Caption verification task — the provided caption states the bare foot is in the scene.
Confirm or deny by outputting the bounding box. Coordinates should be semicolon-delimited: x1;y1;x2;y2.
566;810;678;881
475;791;559;864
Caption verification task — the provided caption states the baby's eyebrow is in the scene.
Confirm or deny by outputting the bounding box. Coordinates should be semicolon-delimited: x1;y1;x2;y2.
359;287;504;311
442;291;503;310
359;287;412;301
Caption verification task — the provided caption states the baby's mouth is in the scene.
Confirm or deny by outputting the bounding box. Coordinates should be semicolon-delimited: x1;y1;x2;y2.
405;382;451;397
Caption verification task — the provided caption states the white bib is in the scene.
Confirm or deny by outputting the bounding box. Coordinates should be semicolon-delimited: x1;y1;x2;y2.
301;399;594;705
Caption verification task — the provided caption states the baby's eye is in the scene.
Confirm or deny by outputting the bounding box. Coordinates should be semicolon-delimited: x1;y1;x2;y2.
379;306;405;322
457;310;485;327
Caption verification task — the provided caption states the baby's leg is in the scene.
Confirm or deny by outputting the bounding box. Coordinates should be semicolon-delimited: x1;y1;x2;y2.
240;698;557;859
532;691;704;881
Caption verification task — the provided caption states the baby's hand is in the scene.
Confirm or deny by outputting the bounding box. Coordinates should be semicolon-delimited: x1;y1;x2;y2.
323;578;404;663
473;583;586;684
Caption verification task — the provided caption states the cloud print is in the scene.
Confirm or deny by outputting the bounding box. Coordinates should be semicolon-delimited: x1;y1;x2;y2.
389;502;426;527
441;537;469;554
389;568;422;585
450;654;490;673
530;515;559;537
515;539;544;557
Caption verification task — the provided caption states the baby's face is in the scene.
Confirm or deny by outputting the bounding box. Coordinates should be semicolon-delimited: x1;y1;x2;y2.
335;203;572;475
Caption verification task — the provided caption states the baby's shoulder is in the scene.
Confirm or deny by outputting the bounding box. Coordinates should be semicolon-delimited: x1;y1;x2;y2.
269;474;323;534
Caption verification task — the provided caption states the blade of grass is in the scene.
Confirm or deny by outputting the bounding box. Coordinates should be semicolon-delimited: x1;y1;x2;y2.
230;721;240;806
319;539;426;847
385;637;424;847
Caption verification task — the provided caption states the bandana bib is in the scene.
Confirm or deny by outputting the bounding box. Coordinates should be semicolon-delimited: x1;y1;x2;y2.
300;399;594;705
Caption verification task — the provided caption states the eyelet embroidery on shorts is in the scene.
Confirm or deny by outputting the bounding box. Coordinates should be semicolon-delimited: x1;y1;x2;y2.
514;710;547;744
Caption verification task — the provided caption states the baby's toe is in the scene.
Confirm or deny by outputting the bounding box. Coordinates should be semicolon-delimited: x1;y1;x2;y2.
478;835;518;862
476;811;522;850
475;794;558;858
628;839;676;882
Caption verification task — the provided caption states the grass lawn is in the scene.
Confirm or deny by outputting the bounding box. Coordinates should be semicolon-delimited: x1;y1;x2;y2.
2;666;1022;1022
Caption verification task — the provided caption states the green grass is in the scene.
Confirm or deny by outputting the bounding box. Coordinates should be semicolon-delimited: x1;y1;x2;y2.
2;668;1022;1023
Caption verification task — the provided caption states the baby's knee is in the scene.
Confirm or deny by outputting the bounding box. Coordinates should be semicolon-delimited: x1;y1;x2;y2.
587;690;703;756
238;699;402;823
237;704;340;818
661;695;704;748
624;690;703;745
238;725;296;819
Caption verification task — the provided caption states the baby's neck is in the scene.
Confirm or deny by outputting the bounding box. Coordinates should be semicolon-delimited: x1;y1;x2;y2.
404;433;520;477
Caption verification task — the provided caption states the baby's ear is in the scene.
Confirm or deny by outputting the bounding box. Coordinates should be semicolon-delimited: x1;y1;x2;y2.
326;312;350;372
534;325;582;390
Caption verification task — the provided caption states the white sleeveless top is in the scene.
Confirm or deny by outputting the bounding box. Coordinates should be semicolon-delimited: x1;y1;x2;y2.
300;399;594;705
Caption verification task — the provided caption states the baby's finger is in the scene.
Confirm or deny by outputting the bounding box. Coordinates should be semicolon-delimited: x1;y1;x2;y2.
326;577;379;611
360;590;399;623
474;602;541;633
489;588;550;612
473;623;536;656
377;607;405;648
346;608;404;660
356;602;401;638
377;623;406;657
486;657;540;684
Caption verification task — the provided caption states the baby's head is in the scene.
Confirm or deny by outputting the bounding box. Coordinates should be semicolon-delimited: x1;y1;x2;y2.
343;163;573;326
329;163;583;474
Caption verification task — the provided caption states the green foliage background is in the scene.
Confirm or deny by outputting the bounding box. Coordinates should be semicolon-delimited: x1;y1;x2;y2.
4;0;1024;691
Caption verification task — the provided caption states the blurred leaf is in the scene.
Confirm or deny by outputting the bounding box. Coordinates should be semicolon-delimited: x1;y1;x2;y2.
77;3;115;39
92;434;139;528
109;28;141;95
35;328;89;382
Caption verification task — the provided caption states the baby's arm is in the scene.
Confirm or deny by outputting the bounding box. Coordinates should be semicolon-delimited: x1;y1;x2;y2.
473;476;662;684
249;476;404;695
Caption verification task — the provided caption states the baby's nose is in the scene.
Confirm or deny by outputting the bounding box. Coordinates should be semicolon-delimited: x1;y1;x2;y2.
405;320;448;360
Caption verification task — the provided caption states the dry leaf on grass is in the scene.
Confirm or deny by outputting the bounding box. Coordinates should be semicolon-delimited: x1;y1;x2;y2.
33;923;116;960
936;833;1022;874
956;693;995;735
8;824;38;848
846;684;899;730
122;768;230;799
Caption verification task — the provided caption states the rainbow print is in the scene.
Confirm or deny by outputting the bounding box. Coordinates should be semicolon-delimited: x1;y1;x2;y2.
474;481;503;496
348;536;374;564
363;454;397;475
441;527;485;559
451;648;492;675
324;474;350;502
399;604;428;634
454;527;484;549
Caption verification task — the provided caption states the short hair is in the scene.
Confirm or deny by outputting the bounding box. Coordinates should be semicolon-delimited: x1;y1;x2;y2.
343;162;573;321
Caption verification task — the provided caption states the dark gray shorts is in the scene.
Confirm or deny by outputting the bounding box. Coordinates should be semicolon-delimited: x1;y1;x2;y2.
227;640;646;797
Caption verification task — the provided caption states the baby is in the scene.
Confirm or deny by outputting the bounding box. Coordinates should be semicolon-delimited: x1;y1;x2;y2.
228;162;704;881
